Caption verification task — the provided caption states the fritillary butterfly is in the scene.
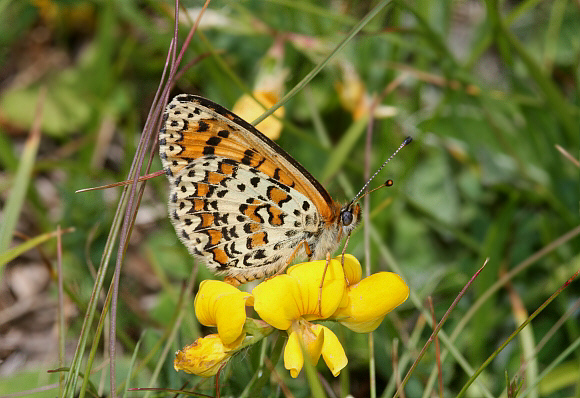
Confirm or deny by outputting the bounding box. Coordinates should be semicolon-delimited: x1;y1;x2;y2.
159;94;410;285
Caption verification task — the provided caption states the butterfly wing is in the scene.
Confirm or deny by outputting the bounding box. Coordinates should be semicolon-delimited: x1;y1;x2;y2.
159;94;341;282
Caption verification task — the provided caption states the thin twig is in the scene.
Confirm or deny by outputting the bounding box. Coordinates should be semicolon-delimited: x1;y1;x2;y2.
75;170;165;193
392;338;405;398
428;297;443;398
57;225;65;396
555;144;580;167
456;269;580;397
394;259;489;398
514;297;580;383
420;224;580;397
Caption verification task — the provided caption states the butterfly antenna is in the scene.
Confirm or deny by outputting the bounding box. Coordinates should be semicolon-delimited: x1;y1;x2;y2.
349;136;412;205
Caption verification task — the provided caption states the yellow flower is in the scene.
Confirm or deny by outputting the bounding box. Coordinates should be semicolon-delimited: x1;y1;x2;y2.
185;255;407;379
232;91;285;140
174;333;244;377
194;280;253;344
332;255;409;333
253;258;349;377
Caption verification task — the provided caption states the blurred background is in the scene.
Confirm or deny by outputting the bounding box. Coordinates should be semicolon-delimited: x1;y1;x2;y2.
0;0;579;397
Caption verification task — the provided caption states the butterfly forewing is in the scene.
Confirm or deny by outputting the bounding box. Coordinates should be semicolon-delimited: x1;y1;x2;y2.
160;95;338;282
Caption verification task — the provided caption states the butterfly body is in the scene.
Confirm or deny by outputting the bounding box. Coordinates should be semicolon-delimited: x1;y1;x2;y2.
160;94;360;284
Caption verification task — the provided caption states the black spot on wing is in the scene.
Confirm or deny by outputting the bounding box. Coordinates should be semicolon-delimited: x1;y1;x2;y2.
206;136;221;146
198;120;209;132
254;249;267;260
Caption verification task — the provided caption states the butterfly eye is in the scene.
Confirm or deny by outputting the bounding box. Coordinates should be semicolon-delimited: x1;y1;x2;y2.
341;210;353;226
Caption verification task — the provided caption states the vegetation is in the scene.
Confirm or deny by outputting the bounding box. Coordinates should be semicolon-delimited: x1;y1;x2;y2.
0;0;578;397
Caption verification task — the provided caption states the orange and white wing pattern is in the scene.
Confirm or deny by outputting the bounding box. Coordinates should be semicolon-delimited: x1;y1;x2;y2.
159;94;343;284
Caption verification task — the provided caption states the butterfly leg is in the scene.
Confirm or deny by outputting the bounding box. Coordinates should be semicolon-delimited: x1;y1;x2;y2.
268;239;312;279
317;252;332;316
224;275;244;286
340;232;353;285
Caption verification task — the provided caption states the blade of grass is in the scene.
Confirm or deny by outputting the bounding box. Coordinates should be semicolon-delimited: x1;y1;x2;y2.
383;314;427;398
543;0;567;73
457;269;580;397
532;352;580;396
0;86;46;254
122;331;146;398
506;273;538;398
302;346;326;398
240;334;285;398
394;259;489;398
427;297;443;398
420;224;580;397
252;0;394;125
488;0;578;144
371;229;494;398
76;197;130;398
142;266;198;398
392;339;404;398
57;226;65;396
64;24;179;398
498;296;580;397
0;227;74;268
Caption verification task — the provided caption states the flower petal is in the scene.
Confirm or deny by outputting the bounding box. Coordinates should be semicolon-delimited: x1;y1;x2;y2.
341;254;362;285
253;275;303;330
334;272;409;333
174;333;243;377
194;280;253;344
284;323;324;378
232;91;284;140
284;329;304;378
303;323;324;365
313;325;348;377
286;258;346;319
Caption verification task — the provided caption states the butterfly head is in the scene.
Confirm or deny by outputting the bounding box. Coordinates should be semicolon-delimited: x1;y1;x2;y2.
339;203;361;236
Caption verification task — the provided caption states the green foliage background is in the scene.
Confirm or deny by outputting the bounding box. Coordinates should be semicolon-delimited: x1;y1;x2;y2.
0;0;579;397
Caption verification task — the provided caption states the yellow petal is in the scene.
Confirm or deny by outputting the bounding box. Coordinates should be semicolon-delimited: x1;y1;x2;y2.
334;272;409;333
284;329;304;378
340;254;362;285
313;325;348;377
286;258;346;319
194;280;253;344
284;322;324;378
174;333;243;377
232;91;284;140
252;275;303;330
253;259;346;329
303;323;324;365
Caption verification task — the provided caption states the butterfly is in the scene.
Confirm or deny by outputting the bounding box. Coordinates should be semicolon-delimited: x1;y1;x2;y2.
159;94;410;285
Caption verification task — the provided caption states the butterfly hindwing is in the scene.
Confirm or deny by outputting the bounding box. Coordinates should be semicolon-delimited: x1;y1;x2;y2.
168;155;320;281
